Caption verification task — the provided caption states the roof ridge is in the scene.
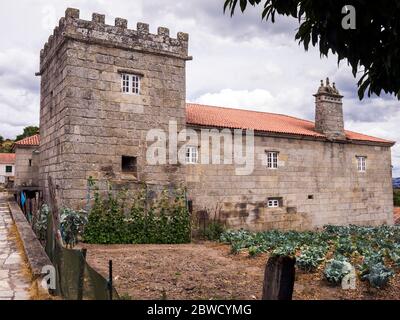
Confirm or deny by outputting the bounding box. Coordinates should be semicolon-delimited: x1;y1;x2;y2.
186;102;315;124
185;102;394;145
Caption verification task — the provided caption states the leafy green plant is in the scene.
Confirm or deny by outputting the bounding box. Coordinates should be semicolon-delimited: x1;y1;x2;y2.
248;246;264;257
221;224;400;288
296;246;326;272
394;189;400;207
361;263;394;289
83;185;191;245
271;244;297;258
60;208;88;248
83;190;129;244
34;204;49;241
204;222;225;241
324;258;351;284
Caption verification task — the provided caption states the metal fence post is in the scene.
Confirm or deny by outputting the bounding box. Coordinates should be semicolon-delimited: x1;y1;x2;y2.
77;248;87;300
108;260;113;300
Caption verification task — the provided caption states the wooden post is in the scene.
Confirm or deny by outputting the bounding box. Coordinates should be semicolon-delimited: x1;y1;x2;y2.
48;176;63;245
262;256;296;300
77;249;87;300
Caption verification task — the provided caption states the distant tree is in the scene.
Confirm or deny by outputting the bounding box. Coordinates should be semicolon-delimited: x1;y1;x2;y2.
0;139;14;153
0;135;3;144
15;126;39;142
223;0;400;100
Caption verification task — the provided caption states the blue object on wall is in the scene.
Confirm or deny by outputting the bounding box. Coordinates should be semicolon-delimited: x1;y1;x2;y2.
20;192;26;207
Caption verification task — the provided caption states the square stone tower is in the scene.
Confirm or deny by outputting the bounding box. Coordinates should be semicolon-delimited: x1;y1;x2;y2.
314;78;346;140
38;8;191;208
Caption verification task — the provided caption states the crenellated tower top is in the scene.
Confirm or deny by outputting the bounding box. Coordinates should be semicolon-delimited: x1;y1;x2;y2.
39;8;191;73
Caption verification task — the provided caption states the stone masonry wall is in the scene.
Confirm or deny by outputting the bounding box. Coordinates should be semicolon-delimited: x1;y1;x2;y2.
15;147;39;188
39;8;190;208
186;132;394;231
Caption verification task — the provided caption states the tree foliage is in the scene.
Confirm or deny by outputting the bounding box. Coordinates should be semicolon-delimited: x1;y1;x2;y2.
16;126;39;142
223;0;400;100
0;139;14;153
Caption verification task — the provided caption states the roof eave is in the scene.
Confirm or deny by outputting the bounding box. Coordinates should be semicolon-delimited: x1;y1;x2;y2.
186;123;395;146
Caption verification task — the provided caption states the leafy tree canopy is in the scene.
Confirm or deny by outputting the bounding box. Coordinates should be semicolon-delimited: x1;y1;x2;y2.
0;135;3;144
16;126;39;142
0;139;14;154
224;0;400;100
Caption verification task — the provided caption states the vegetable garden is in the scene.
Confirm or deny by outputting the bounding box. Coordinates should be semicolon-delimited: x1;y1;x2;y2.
221;225;400;289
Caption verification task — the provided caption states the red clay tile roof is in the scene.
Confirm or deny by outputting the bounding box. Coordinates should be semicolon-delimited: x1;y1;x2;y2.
186;103;395;145
7;107;394;146
14;134;40;147
0;153;16;164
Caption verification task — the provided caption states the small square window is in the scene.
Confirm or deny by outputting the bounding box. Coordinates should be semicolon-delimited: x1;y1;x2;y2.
186;146;198;164
267;198;282;208
356;156;366;172
5;166;12;173
122;156;137;176
121;73;141;95
266;151;278;169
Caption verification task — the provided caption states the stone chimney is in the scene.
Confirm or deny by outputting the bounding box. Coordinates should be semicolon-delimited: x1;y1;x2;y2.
314;78;346;140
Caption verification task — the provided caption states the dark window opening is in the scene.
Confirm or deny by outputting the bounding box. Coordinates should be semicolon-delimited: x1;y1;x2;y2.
29;159;32;167
187;200;193;215
308;195;314;200
5;166;12;173
122;156;137;176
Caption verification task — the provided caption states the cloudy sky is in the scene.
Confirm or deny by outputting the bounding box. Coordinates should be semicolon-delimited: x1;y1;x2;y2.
0;0;399;176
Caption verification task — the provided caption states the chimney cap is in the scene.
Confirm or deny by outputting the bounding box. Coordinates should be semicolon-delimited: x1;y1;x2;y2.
315;78;341;96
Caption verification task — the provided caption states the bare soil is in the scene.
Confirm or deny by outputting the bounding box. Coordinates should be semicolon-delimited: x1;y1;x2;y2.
81;242;400;300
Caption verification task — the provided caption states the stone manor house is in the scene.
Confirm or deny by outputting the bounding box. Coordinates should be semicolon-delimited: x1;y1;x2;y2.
17;8;395;230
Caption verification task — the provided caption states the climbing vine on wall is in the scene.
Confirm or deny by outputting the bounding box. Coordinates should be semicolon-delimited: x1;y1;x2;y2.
83;184;191;245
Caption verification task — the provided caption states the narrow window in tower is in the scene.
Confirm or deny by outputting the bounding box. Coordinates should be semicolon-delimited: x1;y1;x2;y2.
121;73;141;95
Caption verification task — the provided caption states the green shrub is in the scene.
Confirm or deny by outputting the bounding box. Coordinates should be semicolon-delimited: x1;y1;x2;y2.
203;222;225;241
394;189;400;206
83;191;129;244
83;186;191;245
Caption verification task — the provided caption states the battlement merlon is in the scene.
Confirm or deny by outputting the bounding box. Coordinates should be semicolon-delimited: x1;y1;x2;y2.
38;8;191;74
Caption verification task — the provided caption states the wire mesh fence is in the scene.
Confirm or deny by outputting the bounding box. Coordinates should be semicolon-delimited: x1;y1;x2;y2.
45;211;119;300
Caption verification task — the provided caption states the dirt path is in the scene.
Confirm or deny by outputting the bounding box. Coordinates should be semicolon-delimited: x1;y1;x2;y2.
0;193;31;300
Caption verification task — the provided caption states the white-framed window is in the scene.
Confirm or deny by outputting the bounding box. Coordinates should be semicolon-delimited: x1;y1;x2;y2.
121;73;141;95
186;146;199;164
267;199;280;208
266;151;278;169
357;156;366;172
